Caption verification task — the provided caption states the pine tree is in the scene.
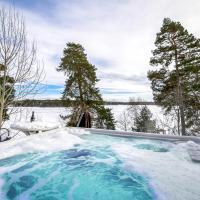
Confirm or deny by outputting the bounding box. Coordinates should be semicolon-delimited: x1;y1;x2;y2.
134;106;156;132
94;107;115;130
148;18;200;135
57;42;115;129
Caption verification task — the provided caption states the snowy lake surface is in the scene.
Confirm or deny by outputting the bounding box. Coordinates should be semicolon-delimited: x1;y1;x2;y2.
4;105;165;131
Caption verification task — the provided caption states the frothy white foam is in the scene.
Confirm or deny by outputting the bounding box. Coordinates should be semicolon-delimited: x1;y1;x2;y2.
92;157;116;165
112;142;200;200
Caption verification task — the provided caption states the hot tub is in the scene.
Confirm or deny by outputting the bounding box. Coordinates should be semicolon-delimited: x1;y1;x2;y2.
0;128;199;200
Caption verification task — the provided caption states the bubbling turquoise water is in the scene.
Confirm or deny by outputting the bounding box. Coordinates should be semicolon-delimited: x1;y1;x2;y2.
0;133;176;200
1;132;199;200
1;151;156;199
134;143;168;152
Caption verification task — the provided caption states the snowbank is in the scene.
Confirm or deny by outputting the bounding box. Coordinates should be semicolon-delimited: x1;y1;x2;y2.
0;128;88;160
11;121;59;132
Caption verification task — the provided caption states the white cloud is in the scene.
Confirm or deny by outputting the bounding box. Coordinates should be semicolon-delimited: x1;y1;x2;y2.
1;0;200;100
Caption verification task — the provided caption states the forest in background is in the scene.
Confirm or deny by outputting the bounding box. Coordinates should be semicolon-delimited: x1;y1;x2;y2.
14;99;157;107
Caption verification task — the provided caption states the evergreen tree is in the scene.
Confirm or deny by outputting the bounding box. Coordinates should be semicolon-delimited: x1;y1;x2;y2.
0;64;15;121
148;18;200;135
94;107;115;130
57;42;115;129
134;106;156;132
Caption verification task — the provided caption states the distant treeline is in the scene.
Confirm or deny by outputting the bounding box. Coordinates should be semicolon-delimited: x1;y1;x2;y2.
13;99;158;107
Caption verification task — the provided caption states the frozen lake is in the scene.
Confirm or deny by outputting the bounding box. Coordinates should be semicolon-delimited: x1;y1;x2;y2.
5;105;165;131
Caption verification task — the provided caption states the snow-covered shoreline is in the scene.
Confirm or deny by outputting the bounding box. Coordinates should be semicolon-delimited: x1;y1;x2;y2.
4;106;163;130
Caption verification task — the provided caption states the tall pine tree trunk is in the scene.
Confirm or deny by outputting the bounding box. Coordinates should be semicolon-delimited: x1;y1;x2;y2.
77;67;87;115
177;108;180;135
179;86;186;135
174;44;186;135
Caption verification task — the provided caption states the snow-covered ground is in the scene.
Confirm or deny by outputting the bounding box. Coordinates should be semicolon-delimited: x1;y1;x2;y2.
5;107;67;126
4;105;165;130
0;127;88;160
0;105;169;141
2;107;69;139
0;105;180;142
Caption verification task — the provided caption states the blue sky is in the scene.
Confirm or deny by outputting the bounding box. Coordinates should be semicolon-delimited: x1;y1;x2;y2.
1;0;200;100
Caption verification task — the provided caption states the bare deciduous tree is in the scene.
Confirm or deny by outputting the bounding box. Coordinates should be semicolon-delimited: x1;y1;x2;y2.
117;98;141;131
117;110;130;131
0;7;44;128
